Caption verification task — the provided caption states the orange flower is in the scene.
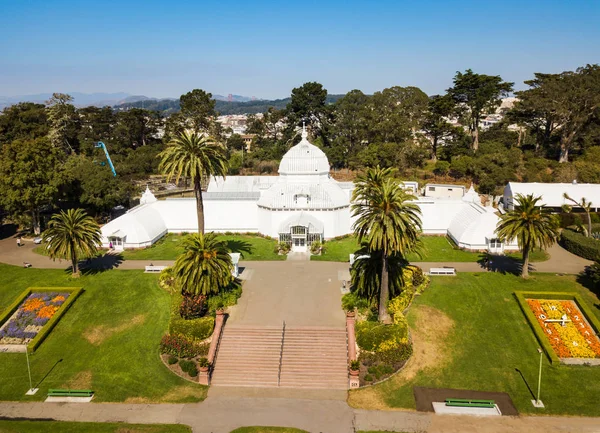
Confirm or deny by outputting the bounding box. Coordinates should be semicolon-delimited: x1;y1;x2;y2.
22;298;44;312
37;305;59;319
51;295;65;304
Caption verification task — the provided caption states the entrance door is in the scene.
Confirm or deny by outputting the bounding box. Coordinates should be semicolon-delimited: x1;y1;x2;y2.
110;237;124;251
291;225;307;253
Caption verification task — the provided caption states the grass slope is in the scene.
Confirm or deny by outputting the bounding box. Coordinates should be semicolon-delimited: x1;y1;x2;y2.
312;235;548;263
0;421;191;433
120;234;284;261
0;264;207;403
349;272;600;416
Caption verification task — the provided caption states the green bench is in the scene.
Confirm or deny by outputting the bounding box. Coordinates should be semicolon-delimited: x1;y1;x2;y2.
445;398;495;408
48;389;94;398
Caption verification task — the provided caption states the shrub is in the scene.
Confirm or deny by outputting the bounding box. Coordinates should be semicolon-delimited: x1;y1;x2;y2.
363;374;373;382
179;359;198;377
167;355;178;365
409;265;425;288
206;285;242;313
388;290;414;318
275;241;290;254
158;267;176;291
367;364;395;379
349;360;360;370
355;321;408;352
160;334;207;358
198;357;210;368
310;241;323;254
360;342;413;365
169;315;215;341
179;294;206;319
560;229;600;261
585;261;600;291
341;292;371;313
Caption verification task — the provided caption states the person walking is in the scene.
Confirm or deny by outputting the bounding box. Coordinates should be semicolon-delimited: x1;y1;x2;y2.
109;241;113;250
16;237;21;247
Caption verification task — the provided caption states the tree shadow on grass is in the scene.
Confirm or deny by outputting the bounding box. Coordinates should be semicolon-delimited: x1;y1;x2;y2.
477;253;522;276
576;269;600;302
76;254;124;275
223;239;253;259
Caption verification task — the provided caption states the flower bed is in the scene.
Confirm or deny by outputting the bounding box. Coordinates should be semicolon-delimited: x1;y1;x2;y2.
526;298;600;361
0;287;82;352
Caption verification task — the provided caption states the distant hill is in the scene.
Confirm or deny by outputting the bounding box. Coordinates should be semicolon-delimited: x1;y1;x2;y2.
0;92;138;109
114;94;345;116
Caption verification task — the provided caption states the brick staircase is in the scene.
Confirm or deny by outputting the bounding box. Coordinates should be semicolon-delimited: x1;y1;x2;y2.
211;324;348;389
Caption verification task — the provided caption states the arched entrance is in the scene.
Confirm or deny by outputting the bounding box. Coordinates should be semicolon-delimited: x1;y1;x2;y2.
278;214;323;253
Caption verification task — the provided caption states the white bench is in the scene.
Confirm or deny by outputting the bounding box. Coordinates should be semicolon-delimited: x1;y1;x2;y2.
428;267;456;276
144;265;167;273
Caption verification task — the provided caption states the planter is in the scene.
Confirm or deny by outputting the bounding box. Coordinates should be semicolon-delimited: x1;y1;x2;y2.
346;310;356;318
215;309;226;316
349;369;359;377
199;366;209;373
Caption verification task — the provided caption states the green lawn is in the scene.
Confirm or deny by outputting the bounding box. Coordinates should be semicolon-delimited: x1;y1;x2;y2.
349;272;600;416
120;233;284;261
0;264;207;403
312;235;548;263
0;421;191;433
229;429;308;433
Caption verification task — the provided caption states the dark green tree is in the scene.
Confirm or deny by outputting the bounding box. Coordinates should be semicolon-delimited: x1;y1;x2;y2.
0;103;48;145
447;69;514;151
422;94;460;161
179;89;217;133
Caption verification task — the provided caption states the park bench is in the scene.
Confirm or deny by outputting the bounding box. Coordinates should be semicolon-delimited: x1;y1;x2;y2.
445;398;495;408
428;267;456;276
48;389;94;398
144;265;167;273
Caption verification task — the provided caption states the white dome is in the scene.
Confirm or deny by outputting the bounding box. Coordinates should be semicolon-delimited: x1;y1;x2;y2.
278;127;330;175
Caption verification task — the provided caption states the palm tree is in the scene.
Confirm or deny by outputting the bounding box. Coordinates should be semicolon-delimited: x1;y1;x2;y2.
563;193;593;238
496;194;559;278
158;131;228;234
351;244;408;302
352;168;422;322
43;208;101;276
173;233;233;296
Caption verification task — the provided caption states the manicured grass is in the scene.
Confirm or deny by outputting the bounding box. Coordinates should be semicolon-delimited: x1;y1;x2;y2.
0;420;191;433
312;235;548;263
120;233;284;261
311;236;359;262
349;272;600;416
0;264;207;403
230;428;309;433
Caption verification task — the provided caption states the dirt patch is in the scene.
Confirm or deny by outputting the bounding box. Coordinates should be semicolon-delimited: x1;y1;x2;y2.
413;386;518;415
61;370;92;389
83;314;146;345
348;305;454;409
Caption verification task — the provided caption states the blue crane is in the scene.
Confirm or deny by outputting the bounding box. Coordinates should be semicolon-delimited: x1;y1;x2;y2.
95;141;117;177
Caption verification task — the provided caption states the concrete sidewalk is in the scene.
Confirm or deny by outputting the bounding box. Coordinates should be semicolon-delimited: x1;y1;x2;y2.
2;399;600;433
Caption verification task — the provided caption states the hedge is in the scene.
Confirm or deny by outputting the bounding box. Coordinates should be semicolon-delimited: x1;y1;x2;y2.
560;229;600;261
356;321;409;352
0;287;83;353
514;291;600;365
169;315;214;341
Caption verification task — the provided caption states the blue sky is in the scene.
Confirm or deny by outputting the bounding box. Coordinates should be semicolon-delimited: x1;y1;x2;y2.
1;0;599;99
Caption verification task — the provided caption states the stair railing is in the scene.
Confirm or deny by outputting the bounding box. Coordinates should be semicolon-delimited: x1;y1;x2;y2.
277;320;286;386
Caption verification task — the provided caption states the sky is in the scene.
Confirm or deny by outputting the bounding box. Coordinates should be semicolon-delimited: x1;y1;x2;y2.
1;0;599;99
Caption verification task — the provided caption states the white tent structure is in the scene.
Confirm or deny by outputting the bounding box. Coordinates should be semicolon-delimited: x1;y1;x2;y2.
101;132;515;253
504;182;600;211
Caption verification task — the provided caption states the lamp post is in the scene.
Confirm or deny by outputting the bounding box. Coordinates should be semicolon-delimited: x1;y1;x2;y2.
25;349;38;395
532;347;544;408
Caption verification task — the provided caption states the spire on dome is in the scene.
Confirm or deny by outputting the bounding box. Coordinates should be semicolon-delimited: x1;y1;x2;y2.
301;121;308;140
140;185;157;205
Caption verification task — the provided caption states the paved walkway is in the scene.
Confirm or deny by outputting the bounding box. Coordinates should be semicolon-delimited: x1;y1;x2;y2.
1;399;600;433
228;261;346;327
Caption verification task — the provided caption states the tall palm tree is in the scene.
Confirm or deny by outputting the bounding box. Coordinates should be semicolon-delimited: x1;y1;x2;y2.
43;208;101;276
351;244;408;303
496;194;559;278
563;193;593;238
352;169;422;322
158;131;228;234
173;233;233;296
